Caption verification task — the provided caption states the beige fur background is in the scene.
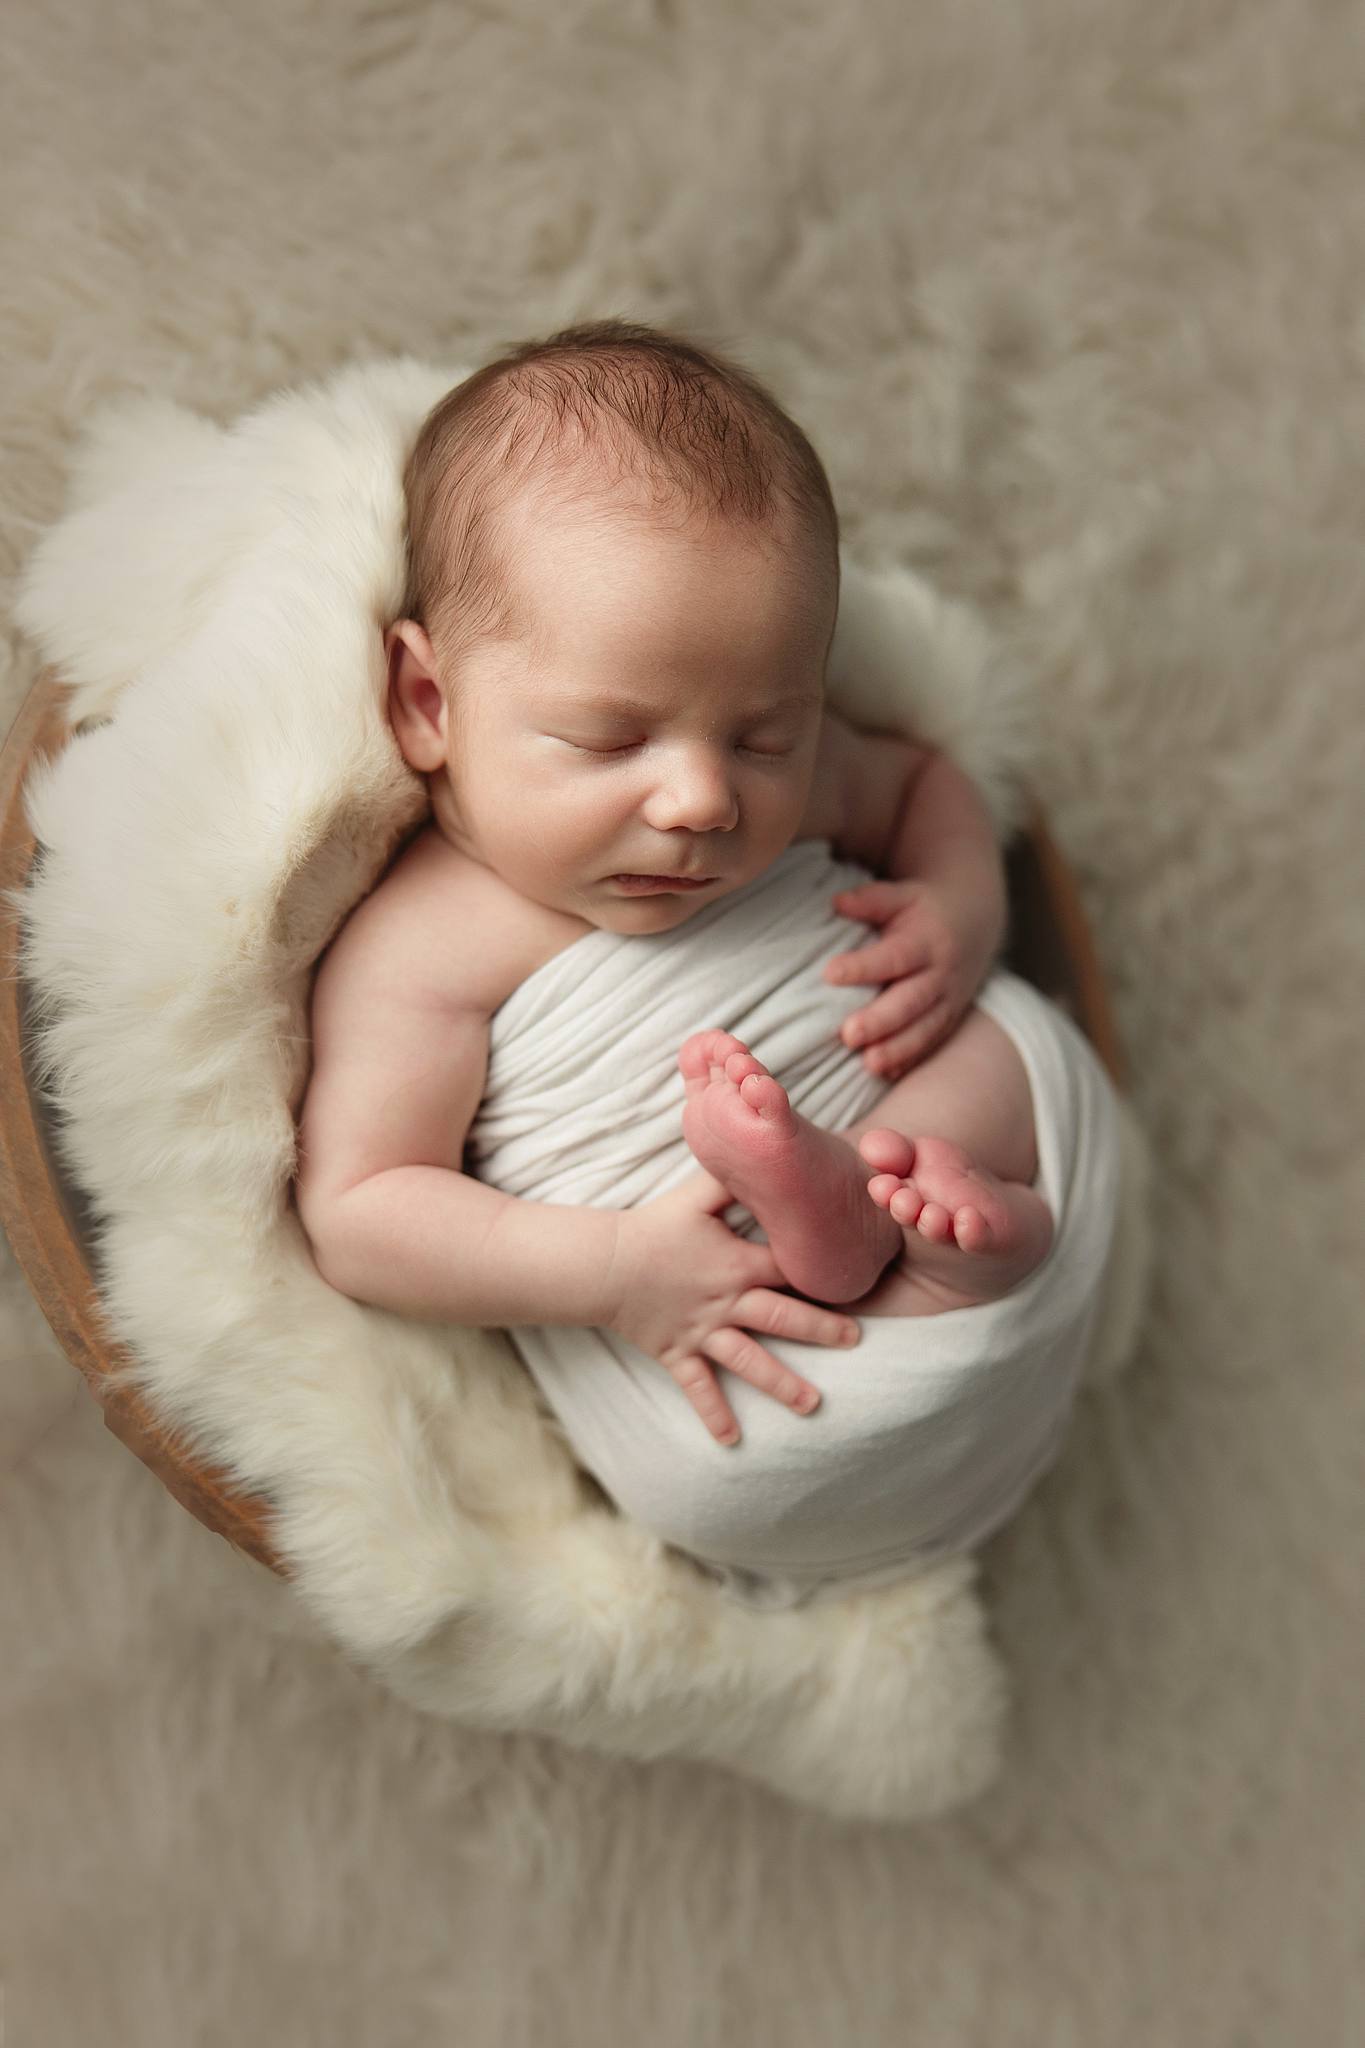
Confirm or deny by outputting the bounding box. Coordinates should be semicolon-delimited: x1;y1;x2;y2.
3;1;1362;2043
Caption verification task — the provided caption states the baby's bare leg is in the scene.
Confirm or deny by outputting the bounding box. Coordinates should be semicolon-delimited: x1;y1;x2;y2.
839;1007;1038;1185
832;1008;1053;1317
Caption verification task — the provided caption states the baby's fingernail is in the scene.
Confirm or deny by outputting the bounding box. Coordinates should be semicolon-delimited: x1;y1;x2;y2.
718;1426;740;1445
795;1390;820;1412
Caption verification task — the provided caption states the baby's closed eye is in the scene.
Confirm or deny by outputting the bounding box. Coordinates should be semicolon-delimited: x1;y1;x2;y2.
563;737;795;761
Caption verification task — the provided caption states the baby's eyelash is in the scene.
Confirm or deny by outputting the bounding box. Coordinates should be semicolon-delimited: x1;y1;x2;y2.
571;741;790;761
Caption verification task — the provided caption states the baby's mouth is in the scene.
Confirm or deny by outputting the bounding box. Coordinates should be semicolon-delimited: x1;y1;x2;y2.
610;872;717;890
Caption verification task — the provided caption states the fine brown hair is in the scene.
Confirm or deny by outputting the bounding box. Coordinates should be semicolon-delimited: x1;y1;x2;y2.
399;317;841;685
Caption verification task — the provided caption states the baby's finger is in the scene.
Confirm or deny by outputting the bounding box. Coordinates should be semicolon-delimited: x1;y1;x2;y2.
823;940;922;987
734;1287;860;1354
704;1321;827;1415
857;997;954;1078
831;881;910;920
742;1241;788;1293
822;949;885;986
669;1351;743;1444
676;1163;737;1213
840;971;942;1049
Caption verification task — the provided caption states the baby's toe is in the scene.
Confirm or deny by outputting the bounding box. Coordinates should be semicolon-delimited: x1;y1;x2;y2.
953;1205;994;1254
679;1029;747;1084
916;1200;954;1243
723;1049;769;1086
858;1127;916;1177
738;1071;795;1128
889;1183;925;1228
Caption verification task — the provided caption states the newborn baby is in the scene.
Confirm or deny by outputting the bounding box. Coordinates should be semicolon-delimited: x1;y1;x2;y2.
295;318;1121;1609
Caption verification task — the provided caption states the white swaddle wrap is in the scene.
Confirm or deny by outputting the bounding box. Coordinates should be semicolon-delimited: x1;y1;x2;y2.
466;839;1122;1610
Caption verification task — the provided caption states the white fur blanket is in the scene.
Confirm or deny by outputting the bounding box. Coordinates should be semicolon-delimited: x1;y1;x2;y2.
11;358;1146;1820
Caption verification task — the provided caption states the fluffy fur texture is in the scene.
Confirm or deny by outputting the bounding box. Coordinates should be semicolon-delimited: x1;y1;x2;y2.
3;1;1361;2040
14;356;1148;1826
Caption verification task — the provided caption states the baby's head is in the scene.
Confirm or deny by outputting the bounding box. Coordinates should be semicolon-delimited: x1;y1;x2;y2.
385;317;840;932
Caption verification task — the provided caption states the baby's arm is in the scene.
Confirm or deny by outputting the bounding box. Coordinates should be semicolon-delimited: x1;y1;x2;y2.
818;710;1008;1076
295;965;624;1330
293;890;857;1443
881;746;1007;962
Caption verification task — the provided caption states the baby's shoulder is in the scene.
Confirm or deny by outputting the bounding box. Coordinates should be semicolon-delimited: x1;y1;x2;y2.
330;823;572;1019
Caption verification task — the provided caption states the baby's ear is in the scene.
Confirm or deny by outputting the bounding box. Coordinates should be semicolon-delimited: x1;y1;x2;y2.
385;621;450;772
384;617;438;677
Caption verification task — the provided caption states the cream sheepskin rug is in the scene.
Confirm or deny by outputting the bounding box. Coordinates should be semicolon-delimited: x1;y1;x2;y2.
14;355;1150;1825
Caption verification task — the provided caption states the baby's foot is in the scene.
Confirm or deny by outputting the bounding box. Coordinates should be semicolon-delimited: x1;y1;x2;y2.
857;1129;1054;1308
679;1030;903;1303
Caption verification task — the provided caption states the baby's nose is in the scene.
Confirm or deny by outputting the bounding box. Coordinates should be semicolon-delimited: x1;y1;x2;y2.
646;756;739;832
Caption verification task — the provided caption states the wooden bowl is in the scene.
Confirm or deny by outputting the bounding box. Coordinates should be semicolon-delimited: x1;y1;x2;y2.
0;671;1125;1581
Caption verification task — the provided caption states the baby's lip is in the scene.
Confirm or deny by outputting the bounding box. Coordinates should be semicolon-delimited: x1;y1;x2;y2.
609;872;718;894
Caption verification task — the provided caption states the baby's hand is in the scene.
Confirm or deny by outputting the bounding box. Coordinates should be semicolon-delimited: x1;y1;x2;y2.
823;876;992;1080
603;1168;861;1446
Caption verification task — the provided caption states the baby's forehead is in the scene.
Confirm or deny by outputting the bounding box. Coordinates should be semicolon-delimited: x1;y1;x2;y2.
502;644;826;727
461;478;834;674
